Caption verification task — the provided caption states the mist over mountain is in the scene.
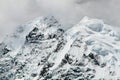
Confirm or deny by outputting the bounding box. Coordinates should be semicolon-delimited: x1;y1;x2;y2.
0;0;120;42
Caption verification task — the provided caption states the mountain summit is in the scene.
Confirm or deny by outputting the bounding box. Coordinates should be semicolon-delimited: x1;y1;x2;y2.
0;16;120;80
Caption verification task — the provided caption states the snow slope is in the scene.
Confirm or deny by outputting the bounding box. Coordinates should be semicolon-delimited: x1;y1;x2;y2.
0;16;120;80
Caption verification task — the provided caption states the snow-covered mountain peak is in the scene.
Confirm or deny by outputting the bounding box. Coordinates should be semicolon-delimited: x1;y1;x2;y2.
2;16;61;52
0;16;120;80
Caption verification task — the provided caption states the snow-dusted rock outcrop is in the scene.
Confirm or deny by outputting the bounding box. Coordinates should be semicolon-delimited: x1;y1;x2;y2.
0;16;120;80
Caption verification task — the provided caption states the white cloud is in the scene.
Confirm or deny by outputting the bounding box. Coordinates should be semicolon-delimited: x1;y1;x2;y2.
0;0;120;41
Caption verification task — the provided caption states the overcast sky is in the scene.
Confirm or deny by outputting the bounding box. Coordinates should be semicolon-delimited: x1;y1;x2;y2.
0;0;120;41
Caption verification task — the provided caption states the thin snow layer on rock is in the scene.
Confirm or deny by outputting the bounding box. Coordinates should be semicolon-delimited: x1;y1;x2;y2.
0;16;120;80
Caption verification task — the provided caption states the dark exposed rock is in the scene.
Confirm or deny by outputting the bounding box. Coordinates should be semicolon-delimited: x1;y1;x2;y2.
31;73;37;77
0;43;10;56
54;41;65;52
71;67;81;73
88;53;95;59
88;53;100;66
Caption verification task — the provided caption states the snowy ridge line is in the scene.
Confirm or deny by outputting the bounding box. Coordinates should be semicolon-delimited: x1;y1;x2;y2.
49;16;109;70
50;23;88;70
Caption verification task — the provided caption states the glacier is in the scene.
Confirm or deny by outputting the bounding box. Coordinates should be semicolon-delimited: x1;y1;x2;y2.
0;16;120;80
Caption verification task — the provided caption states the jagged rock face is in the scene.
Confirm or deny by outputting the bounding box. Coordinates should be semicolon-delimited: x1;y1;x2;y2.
0;16;120;80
